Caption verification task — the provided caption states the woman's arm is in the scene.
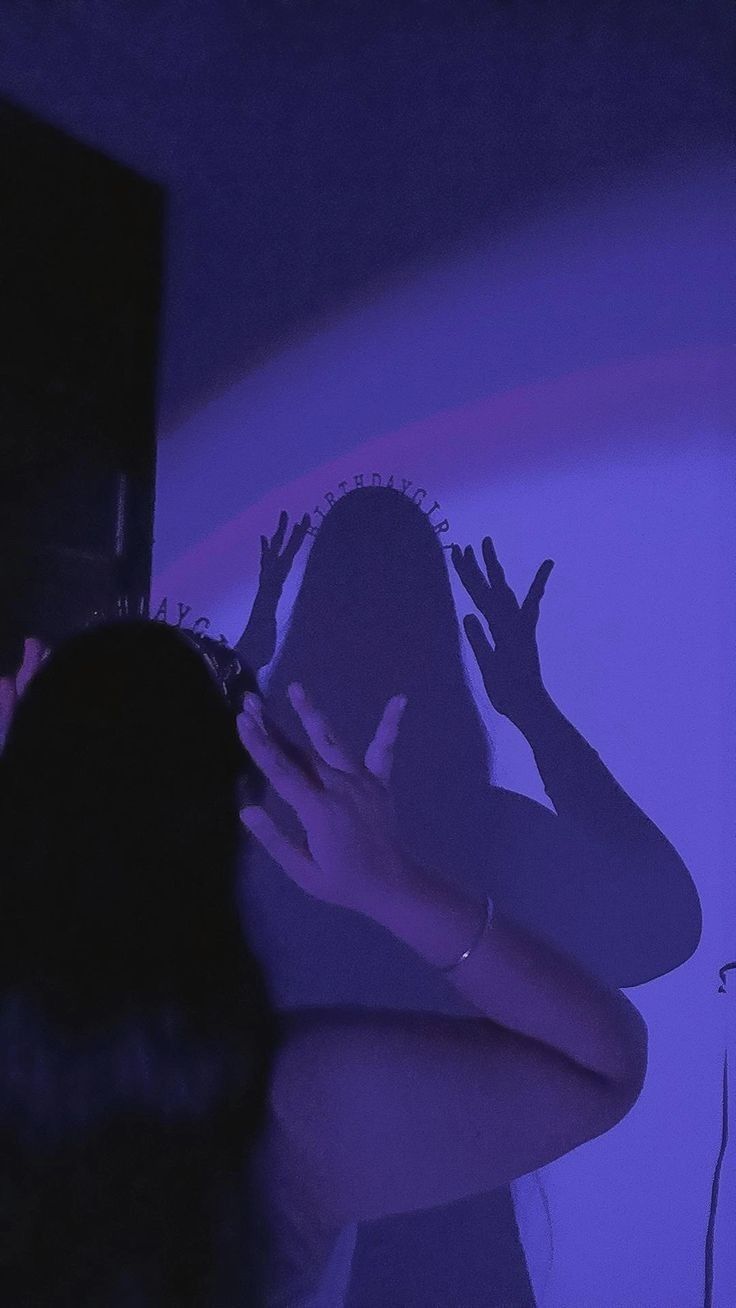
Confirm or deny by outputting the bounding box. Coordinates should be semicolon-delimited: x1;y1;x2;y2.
238;686;647;1089
234;512;310;673
364;858;647;1092
511;689;688;857
269;862;646;1227
240;686;646;1226
271;1002;642;1227
452;539;702;980
235;585;280;673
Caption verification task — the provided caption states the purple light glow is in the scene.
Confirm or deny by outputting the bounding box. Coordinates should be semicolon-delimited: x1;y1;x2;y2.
150;161;733;1307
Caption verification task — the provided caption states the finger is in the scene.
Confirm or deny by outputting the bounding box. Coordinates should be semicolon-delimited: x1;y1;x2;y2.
462;612;496;674
451;545;491;611
287;682;357;775
480;539;521;630
270;510;288;552
16;637;46;695
481;538;515;602
239;804;315;883
260;534;268;559
364;694;407;786
237;697;321;820
453;545;511;636
450;543;472;590
281;515;310;568
520;560;554;627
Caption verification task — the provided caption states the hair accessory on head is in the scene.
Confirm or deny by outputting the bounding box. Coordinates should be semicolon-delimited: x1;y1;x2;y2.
176;629;252;716
303;472;454;548
86;596;251;716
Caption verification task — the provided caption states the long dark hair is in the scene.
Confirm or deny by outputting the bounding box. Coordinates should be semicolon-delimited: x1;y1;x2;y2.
0;620;279;1305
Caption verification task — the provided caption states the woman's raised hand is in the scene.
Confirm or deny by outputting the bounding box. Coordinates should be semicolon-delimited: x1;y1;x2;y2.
235;511;311;672
451;538;554;727
259;510;311;597
237;685;409;914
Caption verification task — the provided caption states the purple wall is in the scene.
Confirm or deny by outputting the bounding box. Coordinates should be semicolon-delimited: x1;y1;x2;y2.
0;4;732;1303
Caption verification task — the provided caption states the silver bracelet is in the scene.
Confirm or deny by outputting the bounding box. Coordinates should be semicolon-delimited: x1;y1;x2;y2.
440;894;495;973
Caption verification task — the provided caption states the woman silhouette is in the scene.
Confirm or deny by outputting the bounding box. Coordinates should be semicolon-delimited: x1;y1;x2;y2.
237;484;700;1307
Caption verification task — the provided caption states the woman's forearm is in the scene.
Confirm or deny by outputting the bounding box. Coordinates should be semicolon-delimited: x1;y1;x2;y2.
235;586;279;671
513;690;669;843
362;859;648;1095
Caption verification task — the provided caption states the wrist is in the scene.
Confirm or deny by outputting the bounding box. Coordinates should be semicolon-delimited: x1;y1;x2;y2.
255;575;283;602
507;687;558;738
356;858;490;972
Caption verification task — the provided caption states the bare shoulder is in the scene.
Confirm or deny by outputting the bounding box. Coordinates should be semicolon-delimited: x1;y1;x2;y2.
268;1005;635;1230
